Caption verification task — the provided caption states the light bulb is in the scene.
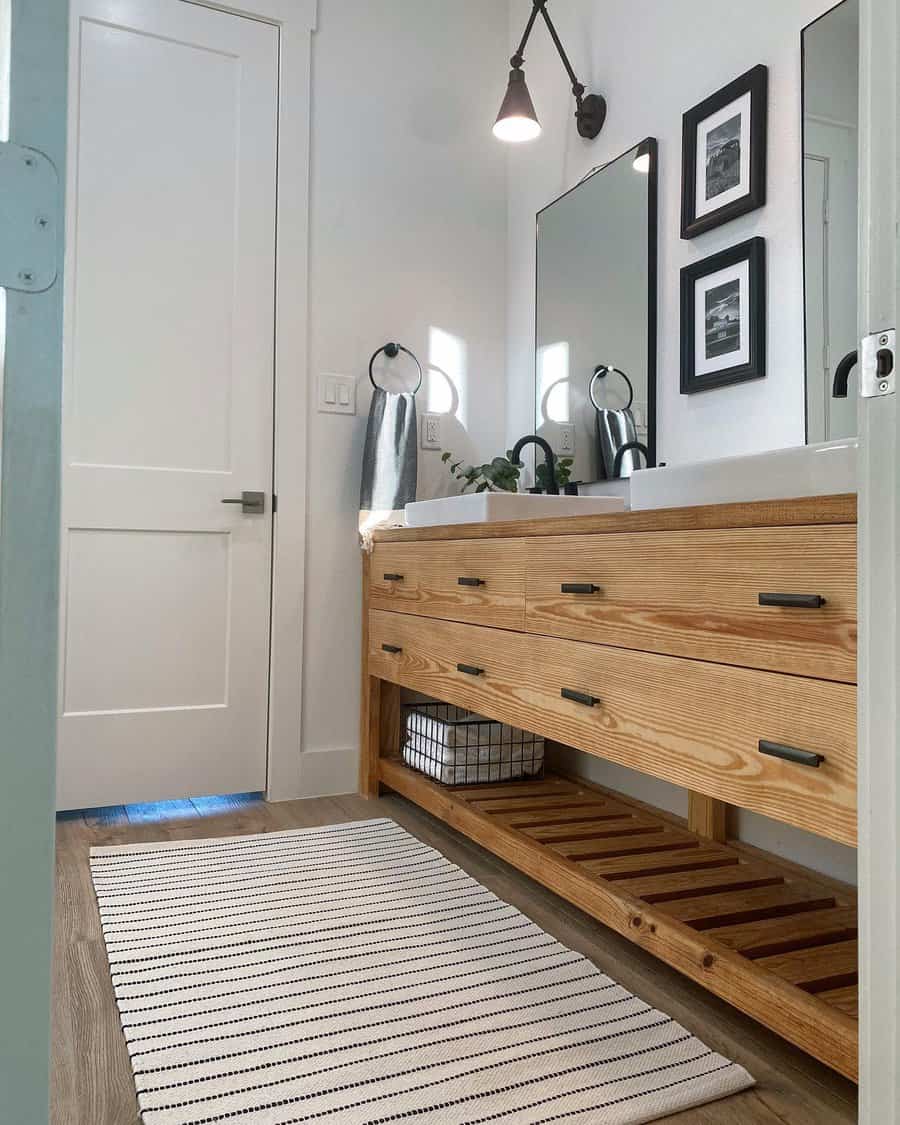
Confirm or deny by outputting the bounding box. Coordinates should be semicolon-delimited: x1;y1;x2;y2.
493;115;542;143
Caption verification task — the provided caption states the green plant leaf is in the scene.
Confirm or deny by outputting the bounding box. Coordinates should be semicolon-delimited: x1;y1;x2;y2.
441;451;451;463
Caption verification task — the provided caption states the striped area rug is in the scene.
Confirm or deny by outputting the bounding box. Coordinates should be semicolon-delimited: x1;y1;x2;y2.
90;818;753;1124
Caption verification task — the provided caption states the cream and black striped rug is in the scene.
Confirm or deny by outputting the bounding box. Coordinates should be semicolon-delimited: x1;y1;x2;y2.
90;818;753;1124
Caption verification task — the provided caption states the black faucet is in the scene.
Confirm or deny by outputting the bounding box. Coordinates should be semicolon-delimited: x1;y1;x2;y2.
612;441;649;478
511;435;559;495
832;350;858;398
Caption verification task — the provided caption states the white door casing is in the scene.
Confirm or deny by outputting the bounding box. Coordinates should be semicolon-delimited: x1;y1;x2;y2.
804;153;829;442
58;0;278;808
857;0;900;1116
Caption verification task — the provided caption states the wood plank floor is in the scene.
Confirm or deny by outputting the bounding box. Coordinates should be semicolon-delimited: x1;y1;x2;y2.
52;793;859;1125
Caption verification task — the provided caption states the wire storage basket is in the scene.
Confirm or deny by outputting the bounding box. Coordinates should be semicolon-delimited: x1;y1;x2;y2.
402;702;544;786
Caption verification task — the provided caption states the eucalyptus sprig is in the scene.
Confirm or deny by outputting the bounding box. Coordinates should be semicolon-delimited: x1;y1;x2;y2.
441;449;575;494
441;450;521;493
536;456;574;491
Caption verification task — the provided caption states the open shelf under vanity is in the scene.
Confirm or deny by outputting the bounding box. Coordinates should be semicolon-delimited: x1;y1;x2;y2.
379;758;858;1081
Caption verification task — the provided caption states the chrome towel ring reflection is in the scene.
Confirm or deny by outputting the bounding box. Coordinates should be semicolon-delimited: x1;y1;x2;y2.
589;364;634;412
368;342;423;394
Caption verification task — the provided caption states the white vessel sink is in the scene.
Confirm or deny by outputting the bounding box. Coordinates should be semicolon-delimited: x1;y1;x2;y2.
629;439;858;511
405;492;625;528
579;478;632;507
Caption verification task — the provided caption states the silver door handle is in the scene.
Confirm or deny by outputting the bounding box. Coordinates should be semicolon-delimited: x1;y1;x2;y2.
222;490;265;514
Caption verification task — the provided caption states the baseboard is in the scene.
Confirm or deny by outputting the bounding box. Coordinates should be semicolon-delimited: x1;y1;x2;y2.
289;746;358;800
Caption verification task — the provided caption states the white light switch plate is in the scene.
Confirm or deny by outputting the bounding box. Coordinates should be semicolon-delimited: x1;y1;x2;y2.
318;373;357;415
421;412;443;450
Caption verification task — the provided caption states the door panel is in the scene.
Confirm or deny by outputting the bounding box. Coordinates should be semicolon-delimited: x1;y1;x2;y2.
58;0;278;809
62;529;230;713
72;18;241;472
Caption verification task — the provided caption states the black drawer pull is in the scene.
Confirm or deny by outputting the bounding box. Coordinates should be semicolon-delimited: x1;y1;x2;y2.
759;592;826;609
561;582;601;595
458;576;486;587
457;663;484;677
758;740;824;768
561;688;600;707
381;644;402;654
383;573;404;582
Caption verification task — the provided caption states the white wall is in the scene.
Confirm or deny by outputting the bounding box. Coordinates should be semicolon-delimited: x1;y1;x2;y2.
804;0;859;126
506;0;839;465
505;0;856;883
300;0;509;794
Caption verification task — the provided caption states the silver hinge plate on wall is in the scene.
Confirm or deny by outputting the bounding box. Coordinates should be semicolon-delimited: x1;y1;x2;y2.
0;142;60;293
860;329;896;399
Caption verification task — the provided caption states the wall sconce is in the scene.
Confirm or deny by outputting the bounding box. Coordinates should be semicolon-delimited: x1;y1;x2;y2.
494;0;606;143
632;139;653;173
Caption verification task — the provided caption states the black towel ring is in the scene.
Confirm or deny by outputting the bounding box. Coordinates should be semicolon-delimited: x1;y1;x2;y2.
589;364;634;412
368;342;423;394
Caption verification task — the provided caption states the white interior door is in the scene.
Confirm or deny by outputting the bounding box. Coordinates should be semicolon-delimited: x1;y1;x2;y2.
806;120;860;442
57;0;278;810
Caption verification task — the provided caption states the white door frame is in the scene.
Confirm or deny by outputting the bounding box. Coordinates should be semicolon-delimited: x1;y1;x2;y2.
184;0;317;801
857;0;899;1115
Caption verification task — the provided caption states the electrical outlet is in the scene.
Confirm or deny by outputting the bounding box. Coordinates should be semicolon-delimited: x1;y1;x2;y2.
559;424;575;455
421;412;443;450
318;374;357;415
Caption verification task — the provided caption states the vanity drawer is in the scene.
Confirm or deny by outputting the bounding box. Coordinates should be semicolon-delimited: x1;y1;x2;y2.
369;610;857;846
370;538;525;629
525;524;857;682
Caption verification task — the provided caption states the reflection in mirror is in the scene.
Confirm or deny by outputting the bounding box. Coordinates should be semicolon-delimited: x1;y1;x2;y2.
0;0;9;509
803;0;859;442
535;139;657;486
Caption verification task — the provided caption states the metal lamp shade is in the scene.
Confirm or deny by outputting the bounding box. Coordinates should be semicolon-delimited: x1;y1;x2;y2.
493;69;541;142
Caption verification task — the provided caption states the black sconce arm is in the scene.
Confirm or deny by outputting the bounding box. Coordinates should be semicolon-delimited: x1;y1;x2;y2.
509;0;606;139
510;0;543;67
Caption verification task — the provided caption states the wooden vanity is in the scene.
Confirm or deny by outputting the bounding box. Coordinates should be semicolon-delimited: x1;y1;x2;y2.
360;494;858;1079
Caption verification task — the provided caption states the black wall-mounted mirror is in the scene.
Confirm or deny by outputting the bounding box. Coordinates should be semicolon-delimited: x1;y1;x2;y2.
534;138;657;487
802;0;859;443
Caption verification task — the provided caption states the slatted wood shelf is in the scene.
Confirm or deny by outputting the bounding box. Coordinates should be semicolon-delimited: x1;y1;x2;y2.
379;758;858;1081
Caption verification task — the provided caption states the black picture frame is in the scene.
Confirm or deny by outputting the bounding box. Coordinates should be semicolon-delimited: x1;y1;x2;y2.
680;237;766;394
681;64;768;240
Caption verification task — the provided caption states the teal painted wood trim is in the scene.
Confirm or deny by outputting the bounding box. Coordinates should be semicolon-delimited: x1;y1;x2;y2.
0;1;68;1121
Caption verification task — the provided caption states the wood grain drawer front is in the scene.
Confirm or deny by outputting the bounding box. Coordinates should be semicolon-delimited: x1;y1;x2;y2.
368;610;857;846
370;539;525;629
525;525;857;682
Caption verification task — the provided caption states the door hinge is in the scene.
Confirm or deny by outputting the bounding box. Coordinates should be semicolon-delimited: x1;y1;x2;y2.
0;141;60;293
860;329;895;399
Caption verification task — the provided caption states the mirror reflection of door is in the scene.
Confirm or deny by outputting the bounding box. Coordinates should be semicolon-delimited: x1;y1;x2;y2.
803;0;859;443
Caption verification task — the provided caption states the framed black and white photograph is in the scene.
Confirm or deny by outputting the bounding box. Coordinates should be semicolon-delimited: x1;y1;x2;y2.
681;64;768;239
680;237;766;394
